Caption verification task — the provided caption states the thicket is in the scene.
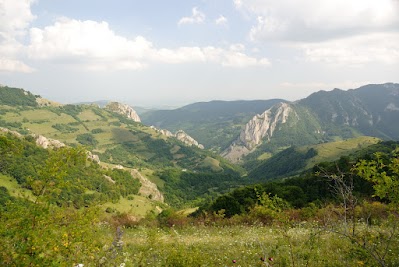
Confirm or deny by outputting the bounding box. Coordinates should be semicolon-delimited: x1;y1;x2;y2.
157;168;242;207
52;123;79;133
0;86;38;107
0;133;140;207
76;133;99;147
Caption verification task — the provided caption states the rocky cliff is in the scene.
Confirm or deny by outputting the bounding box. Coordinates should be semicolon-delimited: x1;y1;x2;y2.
34;134;66;149
105;102;141;122
222;102;295;162
151;126;204;149
175;130;205;149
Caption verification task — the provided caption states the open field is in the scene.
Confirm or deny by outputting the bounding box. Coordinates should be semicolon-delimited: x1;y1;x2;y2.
302;136;380;169
95;222;399;267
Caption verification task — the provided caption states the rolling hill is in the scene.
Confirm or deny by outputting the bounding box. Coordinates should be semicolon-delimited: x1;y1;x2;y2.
0;85;244;208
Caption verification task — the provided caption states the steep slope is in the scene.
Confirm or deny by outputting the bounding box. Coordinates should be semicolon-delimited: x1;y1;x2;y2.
141;99;284;151
222;102;324;162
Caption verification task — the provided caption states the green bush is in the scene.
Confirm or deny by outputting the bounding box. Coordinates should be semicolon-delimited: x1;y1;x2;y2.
76;133;98;146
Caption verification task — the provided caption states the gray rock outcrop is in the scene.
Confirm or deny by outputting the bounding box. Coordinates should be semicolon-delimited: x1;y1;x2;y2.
105;102;141;122
151;126;204;149
222;102;294;162
87;151;101;163
34;134;66;149
0;127;23;138
175;130;204;149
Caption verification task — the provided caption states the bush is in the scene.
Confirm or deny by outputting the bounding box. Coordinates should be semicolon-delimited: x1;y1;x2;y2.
76;133;98;146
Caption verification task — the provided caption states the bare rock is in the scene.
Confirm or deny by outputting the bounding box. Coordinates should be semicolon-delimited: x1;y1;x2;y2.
222;102;294;162
34;134;66;149
105;102;141;122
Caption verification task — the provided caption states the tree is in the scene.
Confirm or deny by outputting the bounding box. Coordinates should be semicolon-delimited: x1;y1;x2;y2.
354;150;399;205
31;147;86;204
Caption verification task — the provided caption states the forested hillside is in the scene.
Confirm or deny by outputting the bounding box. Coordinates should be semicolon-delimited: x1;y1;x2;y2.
0;133;140;207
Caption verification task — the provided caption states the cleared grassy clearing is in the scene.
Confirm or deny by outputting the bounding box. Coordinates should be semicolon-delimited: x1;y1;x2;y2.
303;136;380;169
101;195;157;217
106;223;396;267
0;173;34;200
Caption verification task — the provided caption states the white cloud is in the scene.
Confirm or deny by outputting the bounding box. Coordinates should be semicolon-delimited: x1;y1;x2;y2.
299;33;399;66
178;7;205;26
0;59;34;73
215;15;228;26
235;0;399;42
235;0;399;65
0;0;35;72
27;18;269;69
28;18;154;70
0;1;269;72
0;0;36;38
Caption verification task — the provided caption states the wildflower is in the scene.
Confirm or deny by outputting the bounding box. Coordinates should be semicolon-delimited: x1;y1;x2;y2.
232;259;237;263
269;257;274;262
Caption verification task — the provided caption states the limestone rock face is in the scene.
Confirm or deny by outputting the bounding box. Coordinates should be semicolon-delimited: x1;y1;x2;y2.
150;126;174;137
175;130;204;149
87;151;100;163
105;102;141;122
35;134;66;149
222;102;294;162
0;127;23;138
35;97;61;107
151;126;204;149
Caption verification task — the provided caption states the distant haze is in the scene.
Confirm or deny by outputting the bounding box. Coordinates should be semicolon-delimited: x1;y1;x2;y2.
0;0;398;107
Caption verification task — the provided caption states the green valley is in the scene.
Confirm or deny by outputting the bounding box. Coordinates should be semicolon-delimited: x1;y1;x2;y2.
1;84;399;266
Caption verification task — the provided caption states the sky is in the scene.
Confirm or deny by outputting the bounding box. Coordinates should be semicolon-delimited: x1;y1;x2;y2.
0;0;398;107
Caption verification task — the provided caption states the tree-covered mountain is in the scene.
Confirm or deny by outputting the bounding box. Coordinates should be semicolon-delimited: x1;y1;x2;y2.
299;83;399;139
222;83;399;164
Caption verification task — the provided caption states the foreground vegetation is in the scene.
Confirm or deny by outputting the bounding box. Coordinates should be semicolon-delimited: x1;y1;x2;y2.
2;195;398;266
